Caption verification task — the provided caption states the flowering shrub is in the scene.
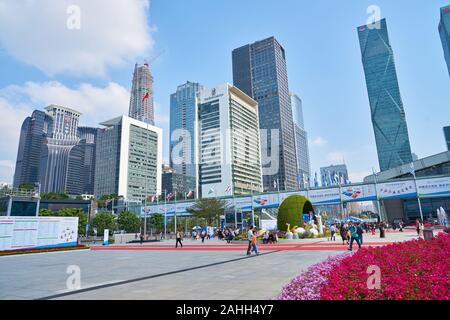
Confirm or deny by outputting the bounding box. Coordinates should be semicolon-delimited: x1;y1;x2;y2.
321;233;450;300
276;253;353;300
277;233;450;300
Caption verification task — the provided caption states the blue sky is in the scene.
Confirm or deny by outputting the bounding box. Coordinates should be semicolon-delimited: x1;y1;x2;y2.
0;0;449;184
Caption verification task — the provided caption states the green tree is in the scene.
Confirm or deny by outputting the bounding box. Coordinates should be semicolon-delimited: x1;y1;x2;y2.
92;212;117;235
117;211;141;233
39;208;53;216
187;198;226;227
148;213;164;232
41;192;70;200
19;182;35;190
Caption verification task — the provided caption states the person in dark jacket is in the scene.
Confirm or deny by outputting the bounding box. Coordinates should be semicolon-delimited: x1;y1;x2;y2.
356;223;364;246
340;224;348;245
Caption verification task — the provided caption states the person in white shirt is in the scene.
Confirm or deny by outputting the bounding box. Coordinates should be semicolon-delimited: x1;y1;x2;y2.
246;226;254;256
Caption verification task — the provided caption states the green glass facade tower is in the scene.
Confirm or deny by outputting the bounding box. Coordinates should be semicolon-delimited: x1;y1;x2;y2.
439;5;450;77
357;18;413;172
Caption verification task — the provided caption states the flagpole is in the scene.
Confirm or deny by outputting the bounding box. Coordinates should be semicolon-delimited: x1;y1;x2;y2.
373;168;383;223
250;183;255;227
411;163;424;221
174;192;177;235
164;189;167;240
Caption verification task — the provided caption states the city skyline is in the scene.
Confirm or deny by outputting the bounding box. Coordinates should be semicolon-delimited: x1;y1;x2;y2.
0;1;449;185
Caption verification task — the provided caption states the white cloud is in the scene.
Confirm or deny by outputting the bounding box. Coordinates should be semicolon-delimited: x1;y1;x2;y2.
311;136;328;146
1;81;130;127
0;0;153;76
0;81;133;183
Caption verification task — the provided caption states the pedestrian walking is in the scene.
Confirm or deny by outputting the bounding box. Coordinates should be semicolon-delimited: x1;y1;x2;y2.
139;233;144;245
246;226;254;255
201;230;206;243
348;223;361;251
175;230;183;248
250;230;259;255
356;223;364;246
340;224;348;245
418;220;424;239
330;225;337;241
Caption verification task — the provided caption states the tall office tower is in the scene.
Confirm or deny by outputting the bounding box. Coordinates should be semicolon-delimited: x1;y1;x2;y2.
444;126;450;150
94;116;162;200
129;62;154;125
197;84;262;198
320;164;349;187
39;105;82;194
290;93;311;189
13;110;53;188
439;5;450;77
232;36;298;191
357;19;413;172
76;127;98;195
169;81;203;190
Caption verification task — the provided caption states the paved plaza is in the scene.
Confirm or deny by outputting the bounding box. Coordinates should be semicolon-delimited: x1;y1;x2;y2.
0;230;418;300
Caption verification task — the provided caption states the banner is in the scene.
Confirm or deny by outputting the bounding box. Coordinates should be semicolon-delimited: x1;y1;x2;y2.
416;177;450;197
377;180;416;199
308;188;340;204
252;193;280;209
341;184;377;202
0;216;78;251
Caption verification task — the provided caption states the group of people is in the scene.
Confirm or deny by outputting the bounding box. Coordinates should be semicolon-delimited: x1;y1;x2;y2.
262;231;278;244
217;227;240;243
416;219;425;238
191;229;211;243
329;222;366;251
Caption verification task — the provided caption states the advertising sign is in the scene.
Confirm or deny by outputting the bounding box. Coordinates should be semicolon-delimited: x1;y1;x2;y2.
308;188;340;204
416;177;450;197
376;180;416;199
224;197;252;212
103;229;109;246
341;184;377;202
0;216;78;251
252;193;280;209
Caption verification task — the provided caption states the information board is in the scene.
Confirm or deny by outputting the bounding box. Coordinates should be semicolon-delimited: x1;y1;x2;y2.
0;216;78;251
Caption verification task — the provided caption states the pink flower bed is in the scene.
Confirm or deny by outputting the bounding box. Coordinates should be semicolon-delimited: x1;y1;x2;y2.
276;253;353;300
277;233;450;300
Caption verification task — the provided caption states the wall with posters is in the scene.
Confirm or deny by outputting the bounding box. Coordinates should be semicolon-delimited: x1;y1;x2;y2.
376;180;416;199
340;184;377;202
138;176;450;217
416;177;450;197
0;216;78;251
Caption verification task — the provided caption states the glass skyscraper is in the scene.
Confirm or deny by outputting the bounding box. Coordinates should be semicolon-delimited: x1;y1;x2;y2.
439;5;450;77
232;37;298;191
169;81;202;183
290;93;310;189
357;18;413;172
95;116;162;201
444;126;450;151
129;62;154;125
13;110;53;188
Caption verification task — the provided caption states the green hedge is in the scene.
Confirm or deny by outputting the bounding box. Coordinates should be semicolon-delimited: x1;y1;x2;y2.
277;195;313;231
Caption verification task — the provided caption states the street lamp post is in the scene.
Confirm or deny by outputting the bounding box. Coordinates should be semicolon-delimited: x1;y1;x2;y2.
373;168;383;223
164;189;167;240
34;182;41;216
410;163;424;222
